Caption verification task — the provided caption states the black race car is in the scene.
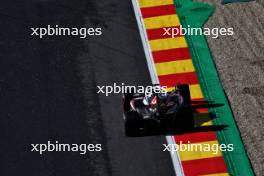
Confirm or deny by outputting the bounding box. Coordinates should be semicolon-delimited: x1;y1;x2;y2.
123;84;194;136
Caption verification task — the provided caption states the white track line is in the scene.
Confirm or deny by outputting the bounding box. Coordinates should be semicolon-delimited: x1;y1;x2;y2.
131;1;184;175
131;0;159;84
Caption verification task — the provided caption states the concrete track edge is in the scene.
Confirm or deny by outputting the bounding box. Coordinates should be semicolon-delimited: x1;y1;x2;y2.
131;0;185;176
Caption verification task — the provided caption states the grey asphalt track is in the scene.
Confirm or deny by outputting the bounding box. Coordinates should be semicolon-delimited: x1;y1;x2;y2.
0;0;175;176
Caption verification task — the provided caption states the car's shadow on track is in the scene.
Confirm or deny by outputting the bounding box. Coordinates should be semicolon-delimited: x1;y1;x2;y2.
127;101;228;137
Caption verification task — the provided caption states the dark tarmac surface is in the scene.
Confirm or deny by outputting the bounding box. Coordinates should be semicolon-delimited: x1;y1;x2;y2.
0;0;174;176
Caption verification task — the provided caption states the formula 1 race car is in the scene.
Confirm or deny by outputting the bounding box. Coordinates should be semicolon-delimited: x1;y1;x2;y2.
123;84;194;136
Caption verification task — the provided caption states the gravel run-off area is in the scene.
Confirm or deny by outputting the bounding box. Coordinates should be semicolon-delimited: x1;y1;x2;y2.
196;0;264;175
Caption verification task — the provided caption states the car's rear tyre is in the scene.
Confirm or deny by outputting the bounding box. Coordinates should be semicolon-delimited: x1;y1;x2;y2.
177;84;191;105
175;84;194;130
124;111;141;136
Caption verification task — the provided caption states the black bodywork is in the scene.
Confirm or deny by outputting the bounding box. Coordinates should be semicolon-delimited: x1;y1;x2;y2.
123;84;194;136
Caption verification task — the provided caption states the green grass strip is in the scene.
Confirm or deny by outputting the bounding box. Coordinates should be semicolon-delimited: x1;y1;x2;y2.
174;0;255;175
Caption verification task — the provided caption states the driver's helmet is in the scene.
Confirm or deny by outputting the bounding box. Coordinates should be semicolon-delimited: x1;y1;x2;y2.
143;93;158;106
143;93;153;106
